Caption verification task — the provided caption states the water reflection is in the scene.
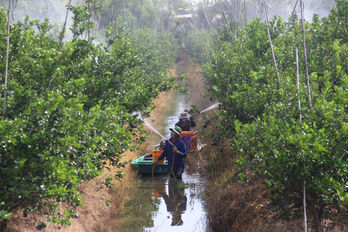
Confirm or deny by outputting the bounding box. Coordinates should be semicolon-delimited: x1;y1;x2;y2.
155;179;187;226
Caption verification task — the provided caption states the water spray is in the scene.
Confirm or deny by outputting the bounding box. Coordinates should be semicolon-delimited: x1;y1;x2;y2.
134;113;176;147
199;102;219;114
135;102;220;147
143;119;166;140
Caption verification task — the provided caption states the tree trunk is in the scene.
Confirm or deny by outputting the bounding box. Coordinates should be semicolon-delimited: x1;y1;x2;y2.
310;205;323;232
2;0;12;120
0;220;8;232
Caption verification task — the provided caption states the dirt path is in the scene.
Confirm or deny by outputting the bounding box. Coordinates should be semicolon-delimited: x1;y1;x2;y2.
7;51;209;232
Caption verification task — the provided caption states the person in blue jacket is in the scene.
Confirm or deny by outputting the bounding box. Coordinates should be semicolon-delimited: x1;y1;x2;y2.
156;126;187;179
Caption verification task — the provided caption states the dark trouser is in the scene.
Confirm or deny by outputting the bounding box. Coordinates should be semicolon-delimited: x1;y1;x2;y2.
170;166;184;179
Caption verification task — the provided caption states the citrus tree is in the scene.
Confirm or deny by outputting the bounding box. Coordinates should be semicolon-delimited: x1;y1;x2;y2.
0;5;177;227
204;0;347;230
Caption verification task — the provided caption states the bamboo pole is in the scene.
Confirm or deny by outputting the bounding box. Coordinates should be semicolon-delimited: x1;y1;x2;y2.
261;0;281;88
2;0;12;120
296;48;302;123
233;0;237;39
292;0;299;15
160;0;165;31
58;0;72;50
237;0;241;22
218;0;228;25
87;1;91;41
243;0;247;26
300;1;314;230
300;0;312;109
296;47;308;232
258;0;262;18
303;179;308;232
202;1;212;30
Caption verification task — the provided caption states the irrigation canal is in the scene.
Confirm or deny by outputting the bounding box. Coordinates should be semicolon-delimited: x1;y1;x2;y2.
111;93;212;232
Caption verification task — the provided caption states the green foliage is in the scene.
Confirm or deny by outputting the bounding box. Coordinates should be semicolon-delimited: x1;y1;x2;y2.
70;5;93;39
104;177;114;188
185;29;213;64
205;0;347;225
98;0;164;30
0;209;12;221
128;28;179;69
0;5;177;224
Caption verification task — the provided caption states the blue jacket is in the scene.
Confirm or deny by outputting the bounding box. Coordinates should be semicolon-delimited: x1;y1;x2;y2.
157;138;187;169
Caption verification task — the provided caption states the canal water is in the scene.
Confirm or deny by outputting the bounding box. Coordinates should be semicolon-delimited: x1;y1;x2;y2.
112;93;211;232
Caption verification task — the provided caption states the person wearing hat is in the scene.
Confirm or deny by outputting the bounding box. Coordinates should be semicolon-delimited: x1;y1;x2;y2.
155;126;187;179
175;112;196;131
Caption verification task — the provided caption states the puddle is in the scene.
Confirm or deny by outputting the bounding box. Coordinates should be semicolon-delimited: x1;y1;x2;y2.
111;93;211;232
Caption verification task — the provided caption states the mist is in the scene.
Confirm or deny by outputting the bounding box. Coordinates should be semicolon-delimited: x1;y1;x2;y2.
240;0;337;22
0;0;73;40
189;0;337;22
0;0;338;34
1;0;68;22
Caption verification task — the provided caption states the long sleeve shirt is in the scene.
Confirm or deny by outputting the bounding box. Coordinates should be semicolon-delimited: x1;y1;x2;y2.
175;119;196;131
157;138;187;169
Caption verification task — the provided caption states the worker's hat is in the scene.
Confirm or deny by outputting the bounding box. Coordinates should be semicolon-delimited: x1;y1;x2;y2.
179;112;188;119
170;126;182;136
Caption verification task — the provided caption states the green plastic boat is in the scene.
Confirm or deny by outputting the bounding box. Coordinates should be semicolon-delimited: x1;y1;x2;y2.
131;153;169;175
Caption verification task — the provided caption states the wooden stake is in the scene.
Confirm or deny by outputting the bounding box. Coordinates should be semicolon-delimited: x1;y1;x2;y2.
261;0;281;88
300;0;312;109
3;0;12;120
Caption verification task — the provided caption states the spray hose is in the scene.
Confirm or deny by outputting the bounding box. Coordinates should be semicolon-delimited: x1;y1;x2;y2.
169;151;176;180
